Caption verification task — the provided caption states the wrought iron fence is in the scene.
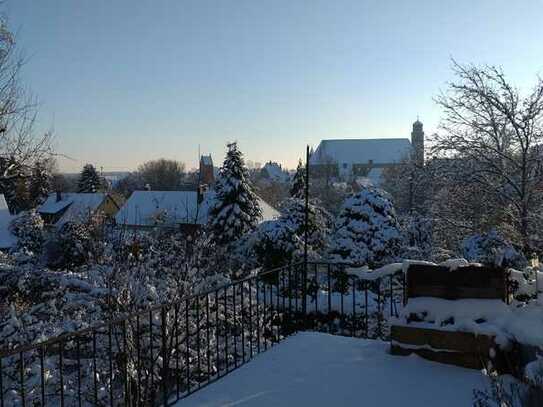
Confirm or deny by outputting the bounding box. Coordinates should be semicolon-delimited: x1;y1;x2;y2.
0;261;405;406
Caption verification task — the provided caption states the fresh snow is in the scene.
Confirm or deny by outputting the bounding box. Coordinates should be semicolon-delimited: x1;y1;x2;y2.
395;297;543;348
346;262;403;280
344;258;475;280
178;332;484;407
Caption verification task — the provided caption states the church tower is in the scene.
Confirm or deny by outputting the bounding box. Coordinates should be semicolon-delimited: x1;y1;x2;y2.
411;119;425;166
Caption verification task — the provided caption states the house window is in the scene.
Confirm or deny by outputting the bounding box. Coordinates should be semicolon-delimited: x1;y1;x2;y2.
343;163;348;169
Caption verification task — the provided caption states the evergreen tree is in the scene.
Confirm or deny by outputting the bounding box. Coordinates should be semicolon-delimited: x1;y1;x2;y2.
208;142;262;246
78;164;102;193
328;187;402;267
238;198;333;270
279;197;332;252
290;159;306;198
28;161;50;206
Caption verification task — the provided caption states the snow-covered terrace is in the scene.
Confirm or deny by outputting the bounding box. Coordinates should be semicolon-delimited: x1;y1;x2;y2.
178;332;483;407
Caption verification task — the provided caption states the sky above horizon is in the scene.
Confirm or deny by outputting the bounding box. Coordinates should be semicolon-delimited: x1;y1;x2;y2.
7;0;543;172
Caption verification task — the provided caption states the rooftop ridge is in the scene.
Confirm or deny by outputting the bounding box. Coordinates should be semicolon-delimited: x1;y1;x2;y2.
320;138;411;142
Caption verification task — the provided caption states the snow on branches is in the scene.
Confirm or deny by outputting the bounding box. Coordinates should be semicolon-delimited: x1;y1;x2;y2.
289;159;306;199
9;209;44;253
328;187;402;267
77;163;102;193
208;142;262;246
462;229;527;269
234;198;332;270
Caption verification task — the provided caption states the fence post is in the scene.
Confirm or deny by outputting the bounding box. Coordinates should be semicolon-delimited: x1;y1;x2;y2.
302;145;310;318
161;307;168;407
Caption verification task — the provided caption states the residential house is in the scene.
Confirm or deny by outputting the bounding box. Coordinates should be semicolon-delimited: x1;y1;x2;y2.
38;192;121;228
115;190;279;232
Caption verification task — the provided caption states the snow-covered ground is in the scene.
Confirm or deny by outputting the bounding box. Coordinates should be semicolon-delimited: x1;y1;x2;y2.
177;332;485;407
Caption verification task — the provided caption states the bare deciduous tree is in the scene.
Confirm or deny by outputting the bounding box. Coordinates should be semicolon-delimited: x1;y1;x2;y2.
432;61;543;252
0;14;52;165
0;11;53;210
138;158;186;191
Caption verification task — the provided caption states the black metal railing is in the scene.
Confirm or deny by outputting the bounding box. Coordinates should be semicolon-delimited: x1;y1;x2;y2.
0;261;404;406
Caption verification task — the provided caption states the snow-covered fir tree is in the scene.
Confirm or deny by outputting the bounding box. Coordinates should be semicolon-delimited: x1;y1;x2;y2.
290;159;306;199
328;187;402;267
208;142;262;246
28;160;50;206
279;197;332;252
77;163;102;193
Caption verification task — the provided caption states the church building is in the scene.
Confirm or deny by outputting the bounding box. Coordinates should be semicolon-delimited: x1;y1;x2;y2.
309;120;425;185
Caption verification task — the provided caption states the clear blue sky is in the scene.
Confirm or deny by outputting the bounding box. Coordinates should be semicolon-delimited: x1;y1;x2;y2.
7;0;543;172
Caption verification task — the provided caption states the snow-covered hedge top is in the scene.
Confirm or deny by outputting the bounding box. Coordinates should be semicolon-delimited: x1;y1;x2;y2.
345;258;477;281
462;229;527;269
395;298;543;349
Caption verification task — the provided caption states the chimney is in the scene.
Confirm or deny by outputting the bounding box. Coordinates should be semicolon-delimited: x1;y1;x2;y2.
56;191;62;202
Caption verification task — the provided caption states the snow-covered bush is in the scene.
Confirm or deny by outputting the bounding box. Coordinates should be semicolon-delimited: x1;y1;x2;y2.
0;263;109;353
328;187;402;267
9;209;44;253
473;367;543;407
508;267;541;302
47;221;95;268
462;229;527;269
234;198;331;271
247;219;304;269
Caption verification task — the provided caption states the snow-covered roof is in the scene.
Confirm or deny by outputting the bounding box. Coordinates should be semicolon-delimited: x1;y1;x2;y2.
0;194;16;249
38;193;107;227
116;190;280;227
310;138;412;165
115;191;203;227
261;162;290;183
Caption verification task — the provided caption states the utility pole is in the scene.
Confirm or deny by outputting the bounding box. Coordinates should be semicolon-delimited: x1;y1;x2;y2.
302;145;310;316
